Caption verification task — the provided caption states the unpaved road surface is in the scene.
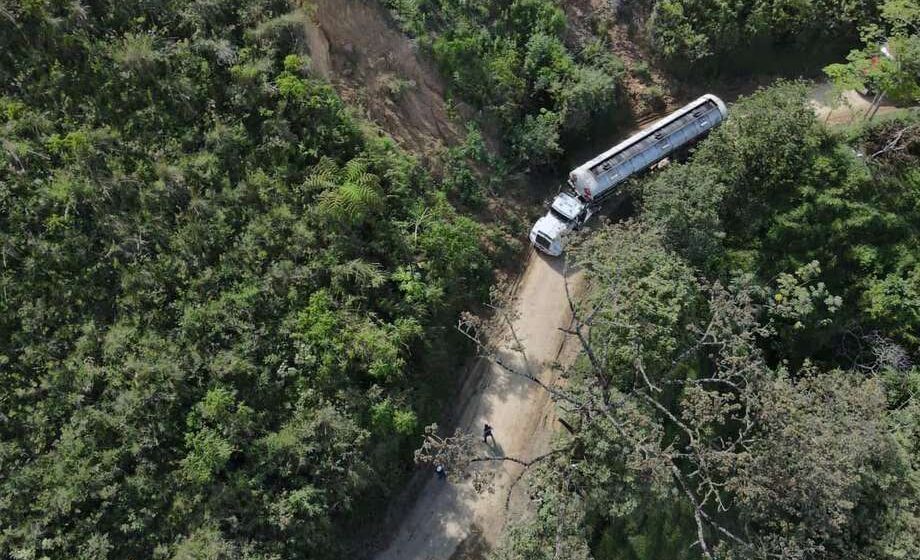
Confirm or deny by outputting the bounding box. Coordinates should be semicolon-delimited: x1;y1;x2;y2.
376;251;579;560
810;83;898;125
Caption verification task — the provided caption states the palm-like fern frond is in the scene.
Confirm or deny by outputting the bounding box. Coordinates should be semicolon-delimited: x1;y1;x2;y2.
344;158;381;190
301;156;339;193
317;181;383;224
313;157;384;224
330;259;386;290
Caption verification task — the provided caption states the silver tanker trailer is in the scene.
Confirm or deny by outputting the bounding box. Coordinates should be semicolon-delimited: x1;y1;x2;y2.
530;94;728;256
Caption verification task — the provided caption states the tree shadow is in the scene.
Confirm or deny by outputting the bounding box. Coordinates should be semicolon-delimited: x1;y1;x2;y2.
448;525;490;560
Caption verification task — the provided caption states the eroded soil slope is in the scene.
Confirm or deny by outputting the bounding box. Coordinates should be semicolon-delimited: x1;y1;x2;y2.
564;0;678;116
304;0;467;156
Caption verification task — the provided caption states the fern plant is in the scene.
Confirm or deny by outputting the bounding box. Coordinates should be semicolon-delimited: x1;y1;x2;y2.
310;157;384;224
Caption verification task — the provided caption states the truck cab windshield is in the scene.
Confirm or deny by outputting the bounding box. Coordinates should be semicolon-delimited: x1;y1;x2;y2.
550;193;584;223
549;207;575;223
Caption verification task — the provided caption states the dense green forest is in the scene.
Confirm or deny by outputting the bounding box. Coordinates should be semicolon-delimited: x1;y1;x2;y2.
0;1;496;558
2;1;920;560
643;0;879;66
487;84;920;560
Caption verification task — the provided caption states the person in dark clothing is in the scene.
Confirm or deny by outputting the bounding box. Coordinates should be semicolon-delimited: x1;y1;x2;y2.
435;464;447;480
483;423;494;444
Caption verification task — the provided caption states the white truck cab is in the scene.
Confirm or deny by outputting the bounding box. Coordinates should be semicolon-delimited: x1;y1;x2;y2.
529;192;593;256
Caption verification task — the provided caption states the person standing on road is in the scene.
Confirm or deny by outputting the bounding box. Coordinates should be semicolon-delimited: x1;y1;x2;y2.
483;423;495;444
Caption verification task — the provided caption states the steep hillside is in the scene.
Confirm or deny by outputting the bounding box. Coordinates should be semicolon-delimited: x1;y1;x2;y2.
0;3;498;559
303;0;471;157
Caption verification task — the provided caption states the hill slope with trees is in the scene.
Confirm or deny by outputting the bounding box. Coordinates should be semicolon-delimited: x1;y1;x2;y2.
382;0;626;164
2;2;919;560
0;2;497;559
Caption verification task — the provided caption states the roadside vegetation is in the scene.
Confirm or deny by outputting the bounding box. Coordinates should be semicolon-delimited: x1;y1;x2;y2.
471;82;920;560
825;0;920;105
382;0;626;165
641;0;877;69
0;2;496;559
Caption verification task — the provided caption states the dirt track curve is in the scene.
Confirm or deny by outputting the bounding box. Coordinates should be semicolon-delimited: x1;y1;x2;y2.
375;251;580;560
809;83;898;124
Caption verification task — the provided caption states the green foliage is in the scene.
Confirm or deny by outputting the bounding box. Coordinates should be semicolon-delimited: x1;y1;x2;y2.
490;466;592;560
825;0;920;104
371;399;419;436
0;2;493;559
504;81;920;560
634;82;920;552
514;216;918;559
647;0;877;65
383;0;625;165
593;499;698;560
653;82;920;354
647;0;711;63
513;108;564;163
640;162;727;269
572;222;698;383
730;368;908;557
442;124;499;207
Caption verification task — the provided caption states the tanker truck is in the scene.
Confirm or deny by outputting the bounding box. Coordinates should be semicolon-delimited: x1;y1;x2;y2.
529;94;728;256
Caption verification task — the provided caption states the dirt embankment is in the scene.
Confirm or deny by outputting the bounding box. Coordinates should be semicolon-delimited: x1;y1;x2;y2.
563;0;678;116
303;0;469;157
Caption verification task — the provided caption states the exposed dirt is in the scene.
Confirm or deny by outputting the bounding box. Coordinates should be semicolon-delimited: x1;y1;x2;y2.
563;0;678;116
809;82;899;125
303;0;470;157
374;251;583;560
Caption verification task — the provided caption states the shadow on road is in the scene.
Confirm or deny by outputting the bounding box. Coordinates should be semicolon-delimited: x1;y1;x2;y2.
448;526;490;560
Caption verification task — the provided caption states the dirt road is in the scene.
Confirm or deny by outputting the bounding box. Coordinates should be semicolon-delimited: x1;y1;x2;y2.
809;82;898;125
375;251;578;560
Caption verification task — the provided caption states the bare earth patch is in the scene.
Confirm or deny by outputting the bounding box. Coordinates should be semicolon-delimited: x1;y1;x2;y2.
809;82;898;125
303;0;468;157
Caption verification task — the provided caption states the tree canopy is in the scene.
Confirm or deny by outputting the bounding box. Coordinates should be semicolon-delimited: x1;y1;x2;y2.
383;0;625;164
466;83;920;560
645;0;878;66
825;0;920;104
0;1;496;558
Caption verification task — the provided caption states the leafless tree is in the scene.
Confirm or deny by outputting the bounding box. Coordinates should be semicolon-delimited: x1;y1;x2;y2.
433;263;790;558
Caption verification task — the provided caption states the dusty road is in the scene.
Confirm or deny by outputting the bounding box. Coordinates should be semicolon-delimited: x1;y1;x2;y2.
375;251;579;560
809;82;898;125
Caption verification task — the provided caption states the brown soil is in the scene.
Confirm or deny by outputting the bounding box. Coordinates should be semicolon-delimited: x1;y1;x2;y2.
303;0;470;157
563;0;679;116
809;83;899;125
